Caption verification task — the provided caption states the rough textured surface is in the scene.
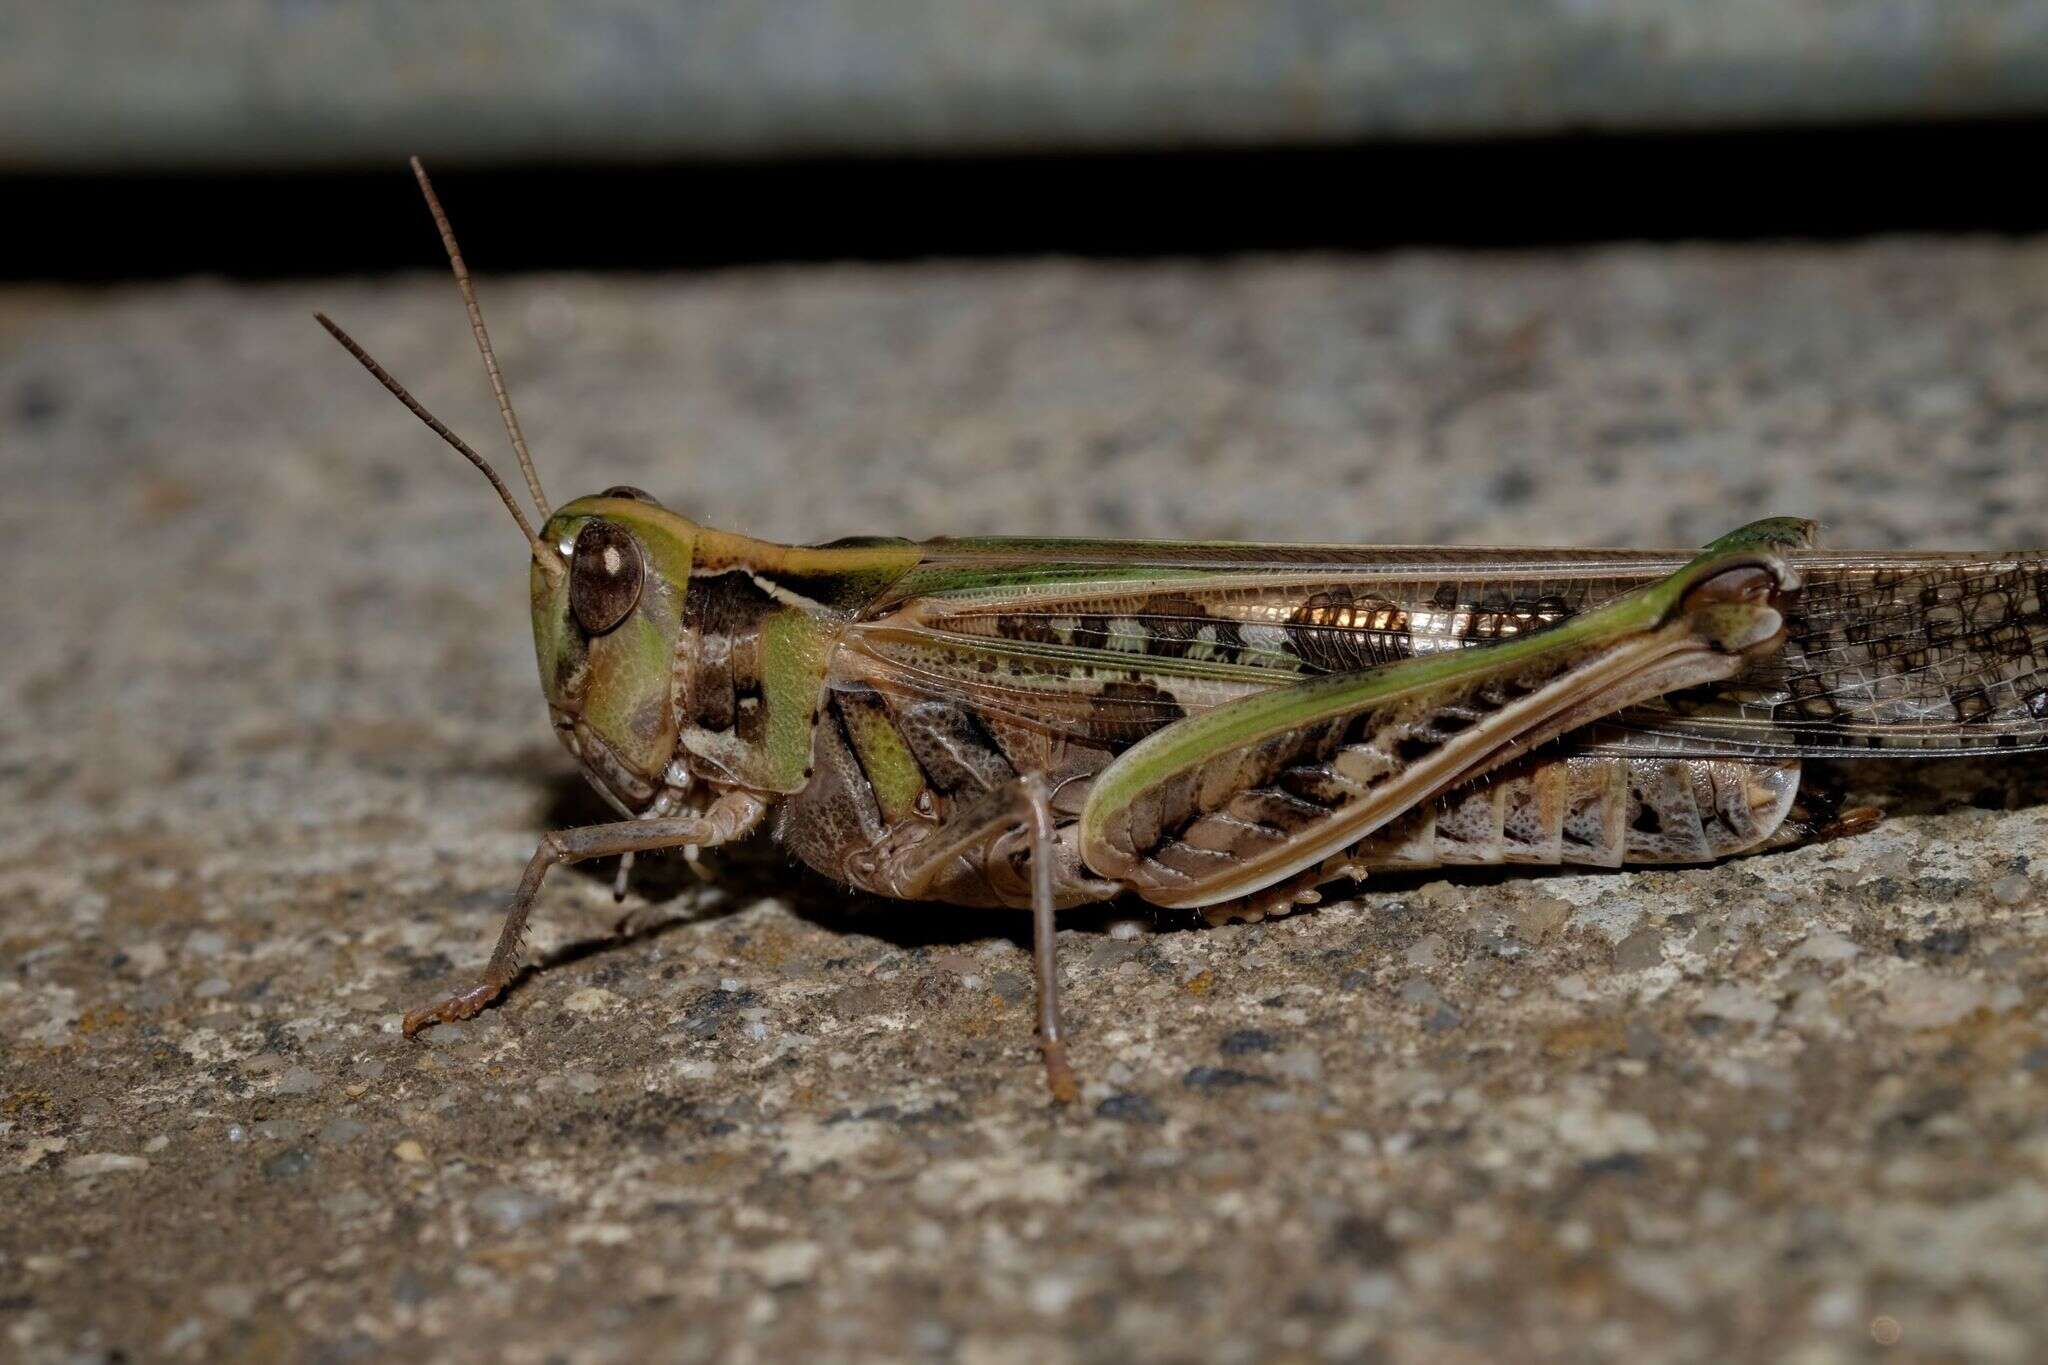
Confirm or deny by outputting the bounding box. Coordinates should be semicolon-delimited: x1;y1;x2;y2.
12;1;2048;168
5;239;2048;1362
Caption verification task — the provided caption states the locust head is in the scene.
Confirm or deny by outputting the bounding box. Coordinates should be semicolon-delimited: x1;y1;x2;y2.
531;488;700;814
317;302;701;816
312;160;726;818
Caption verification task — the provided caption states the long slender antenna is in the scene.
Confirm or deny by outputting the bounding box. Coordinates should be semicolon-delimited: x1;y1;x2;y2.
409;156;551;520
315;312;564;583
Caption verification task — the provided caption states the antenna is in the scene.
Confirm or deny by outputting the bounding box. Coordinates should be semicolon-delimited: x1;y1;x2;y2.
315;312;564;583
409;156;551;520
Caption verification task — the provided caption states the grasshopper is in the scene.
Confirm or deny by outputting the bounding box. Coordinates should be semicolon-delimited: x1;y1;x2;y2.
321;161;2048;1102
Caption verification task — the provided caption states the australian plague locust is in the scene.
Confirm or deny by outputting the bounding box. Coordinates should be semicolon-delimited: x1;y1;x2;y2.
318;162;2048;1102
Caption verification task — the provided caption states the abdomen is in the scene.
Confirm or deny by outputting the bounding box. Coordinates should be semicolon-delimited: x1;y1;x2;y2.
1344;754;1801;872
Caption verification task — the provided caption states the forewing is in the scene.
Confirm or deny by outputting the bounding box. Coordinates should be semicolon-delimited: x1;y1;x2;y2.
1589;554;2048;757
843;538;2048;758
848;537;1666;746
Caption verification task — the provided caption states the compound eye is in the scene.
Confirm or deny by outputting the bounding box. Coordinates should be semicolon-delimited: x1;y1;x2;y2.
569;520;644;635
600;485;658;504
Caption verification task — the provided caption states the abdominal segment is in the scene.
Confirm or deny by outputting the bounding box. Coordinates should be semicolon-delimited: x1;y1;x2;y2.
1343;754;1802;872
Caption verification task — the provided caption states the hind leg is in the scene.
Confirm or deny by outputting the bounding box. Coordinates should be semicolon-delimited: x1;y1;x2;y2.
1763;767;1884;853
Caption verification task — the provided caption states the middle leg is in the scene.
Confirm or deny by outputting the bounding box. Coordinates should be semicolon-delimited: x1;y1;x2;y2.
879;775;1087;1105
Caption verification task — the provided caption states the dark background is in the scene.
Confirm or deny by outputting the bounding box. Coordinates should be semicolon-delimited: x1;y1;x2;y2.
11;119;2048;281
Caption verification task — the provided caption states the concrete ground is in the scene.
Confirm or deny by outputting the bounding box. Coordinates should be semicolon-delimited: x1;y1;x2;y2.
4;238;2048;1363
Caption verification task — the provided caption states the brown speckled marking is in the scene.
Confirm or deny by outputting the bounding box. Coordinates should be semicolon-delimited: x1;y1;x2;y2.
1083;681;1187;747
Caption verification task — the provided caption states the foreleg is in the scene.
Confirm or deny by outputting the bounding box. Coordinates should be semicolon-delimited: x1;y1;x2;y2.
403;789;770;1036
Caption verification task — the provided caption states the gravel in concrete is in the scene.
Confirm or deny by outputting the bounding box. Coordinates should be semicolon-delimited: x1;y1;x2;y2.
5;239;2048;1361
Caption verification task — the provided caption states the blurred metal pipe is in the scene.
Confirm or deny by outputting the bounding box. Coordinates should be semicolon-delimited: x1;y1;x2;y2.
7;1;2048;171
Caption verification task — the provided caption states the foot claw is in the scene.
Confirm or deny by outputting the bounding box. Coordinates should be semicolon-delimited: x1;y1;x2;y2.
401;980;504;1038
1818;805;1884;841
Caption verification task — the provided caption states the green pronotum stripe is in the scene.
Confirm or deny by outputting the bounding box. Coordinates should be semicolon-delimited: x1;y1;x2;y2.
890;564;1224;599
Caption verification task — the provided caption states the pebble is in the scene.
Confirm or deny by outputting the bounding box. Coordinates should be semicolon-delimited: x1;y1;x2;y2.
1794;929;1861;963
420;1020;473;1047
1616;1251;1700;1313
322;1189;382;1221
1220;1029;1275;1056
1509;895;1571;944
1572;898;1646;945
392;1139;428;1163
1182;1066;1272;1090
1551;973;1599;1003
194;977;231;999
910;1320;955;1354
202;1284;258;1319
64;1152;149;1178
262;1147;313;1180
1614;928;1664;972
1345;1272;1400;1312
1554;1105;1659;1158
1399;978;1445;1011
318;1118;367;1146
1626;1021;1664;1060
161;1319;207;1354
471;1185;555;1234
1028;1273;1083;1316
988;972;1030;1005
746;1240;822;1287
392;1269;436;1306
1269;1047;1325;1084
1095;1093;1164;1124
185;930;227;958
1885;972;1991;1028
1085;940;1142;971
273;1066;322;1096
1692;985;1779;1028
123;941;170;978
1403;934;1443;968
1989;873;2034;906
